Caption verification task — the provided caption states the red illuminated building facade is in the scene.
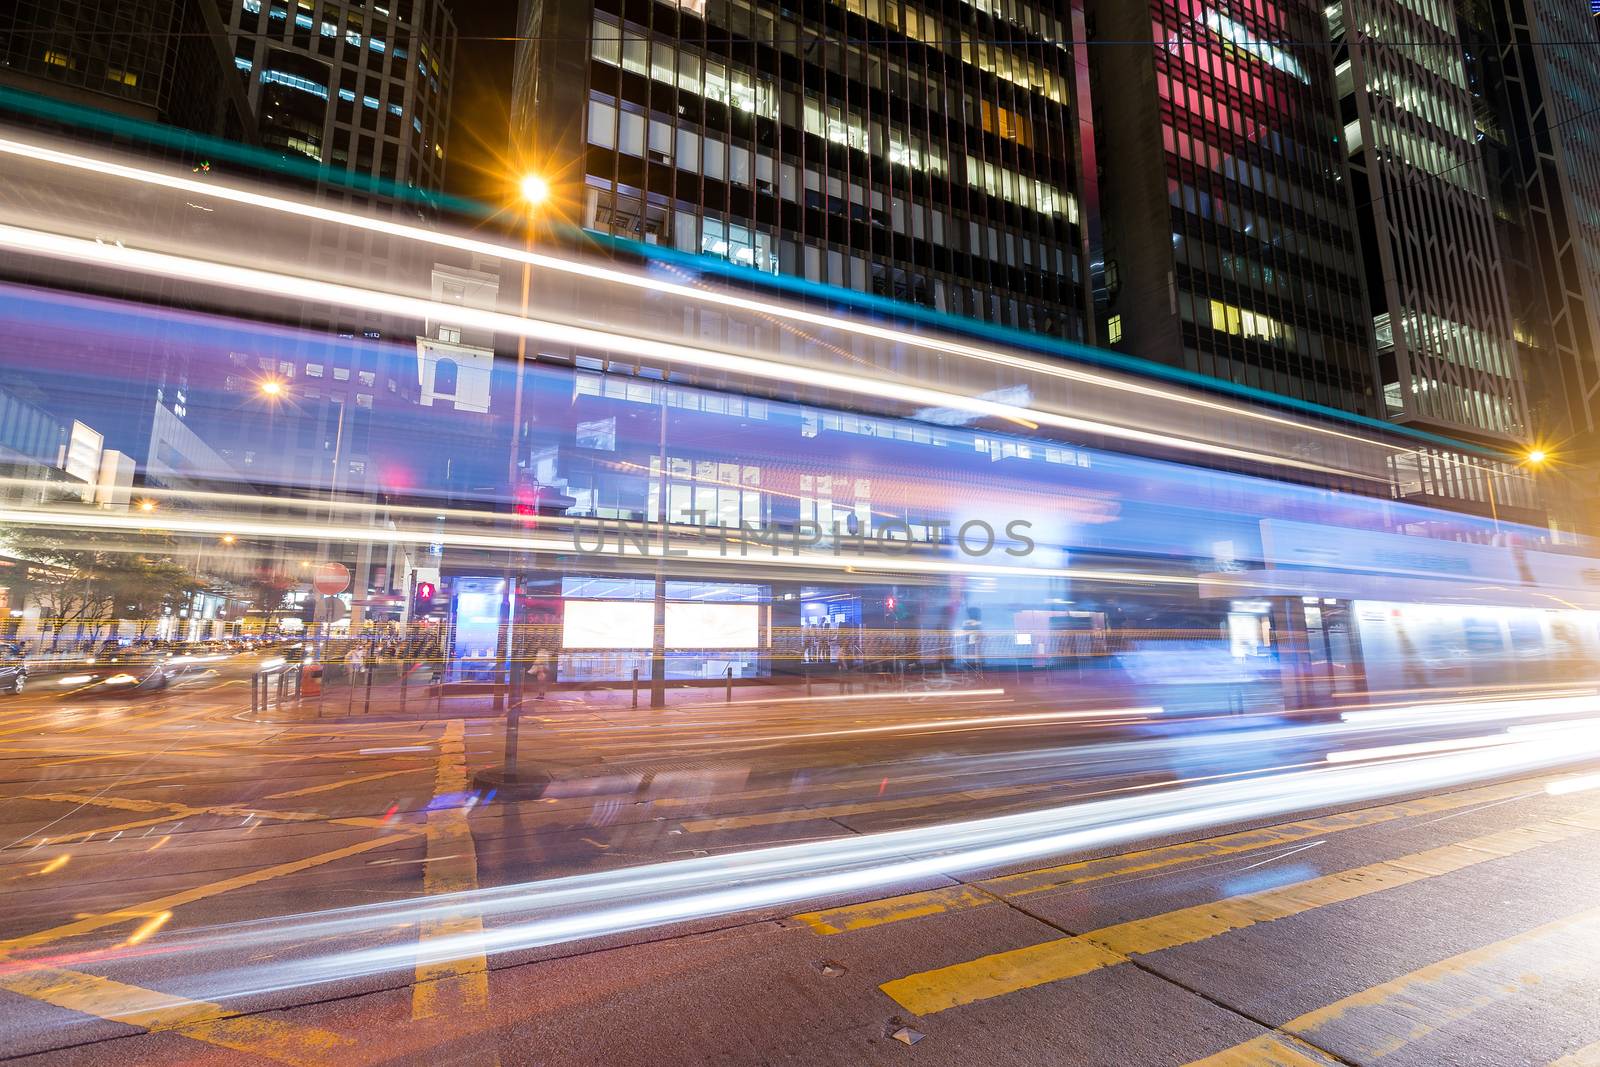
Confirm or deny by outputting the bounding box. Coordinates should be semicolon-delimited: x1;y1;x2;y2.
1090;0;1380;419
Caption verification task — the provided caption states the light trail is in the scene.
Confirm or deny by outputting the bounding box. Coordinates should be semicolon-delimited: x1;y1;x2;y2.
0;502;1204;589
8;693;1600;1012
1340;692;1600;726
676;705;1161;747
0;221;1373;481
0;134;1422;467
1324;733;1516;763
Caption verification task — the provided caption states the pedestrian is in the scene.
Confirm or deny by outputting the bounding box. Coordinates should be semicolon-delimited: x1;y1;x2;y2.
344;642;367;679
528;648;553;699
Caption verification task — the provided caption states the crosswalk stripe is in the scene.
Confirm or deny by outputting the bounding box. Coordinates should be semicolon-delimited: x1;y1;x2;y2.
1185;905;1600;1066
880;810;1600;1015
797;778;1535;935
0;966;356;1065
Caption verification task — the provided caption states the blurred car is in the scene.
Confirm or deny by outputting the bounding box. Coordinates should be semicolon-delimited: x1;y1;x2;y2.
0;643;27;695
58;651;188;696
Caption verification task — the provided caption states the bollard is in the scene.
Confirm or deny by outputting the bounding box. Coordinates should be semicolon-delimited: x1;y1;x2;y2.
725;665;733;703
363;664;374;715
805;664;813;697
400;659;408;714
632;667;640;709
250;673;259;714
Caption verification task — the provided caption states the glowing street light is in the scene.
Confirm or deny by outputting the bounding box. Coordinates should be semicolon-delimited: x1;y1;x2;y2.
259;378;284;398
221;534;237;545
518;173;550;209
1525;449;1548;466
137;499;157;513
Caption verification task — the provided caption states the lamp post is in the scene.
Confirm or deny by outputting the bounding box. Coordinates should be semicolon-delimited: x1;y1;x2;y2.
1485;448;1548;535
260;377;348;656
484;174;550;791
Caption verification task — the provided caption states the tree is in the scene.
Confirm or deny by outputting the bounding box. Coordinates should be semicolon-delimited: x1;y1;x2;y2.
115;559;206;638
247;570;298;626
2;529;203;647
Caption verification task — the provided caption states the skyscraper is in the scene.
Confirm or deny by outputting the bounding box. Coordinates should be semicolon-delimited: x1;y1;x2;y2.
1330;0;1538;517
511;0;1097;341
222;0;456;192
1468;0;1600;530
0;0;255;141
1089;0;1379;419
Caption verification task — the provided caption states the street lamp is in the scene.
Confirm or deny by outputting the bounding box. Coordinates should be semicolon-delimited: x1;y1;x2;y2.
519;174;551;209
137;499;157;513
1486;447;1550;532
481;171;551;788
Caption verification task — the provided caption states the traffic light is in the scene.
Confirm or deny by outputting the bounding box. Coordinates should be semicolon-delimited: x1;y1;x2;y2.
413;580;436;616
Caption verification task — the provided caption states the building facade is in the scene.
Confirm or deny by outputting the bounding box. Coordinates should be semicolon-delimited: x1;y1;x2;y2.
1089;0;1379;419
1330;0;1539;516
512;0;1097;341
222;0;456;192
1468;0;1600;531
0;0;256;140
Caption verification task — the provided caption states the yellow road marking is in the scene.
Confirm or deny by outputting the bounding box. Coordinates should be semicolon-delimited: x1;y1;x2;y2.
18;813;192;849
799;778;1537;934
1181;1035;1343;1066
0;966;357;1065
1187;905;1600;1066
263;768;417;800
796;885;999;935
1553;1041;1600;1067
880;810;1600;1015
411;720;492;1027
0;832;409;957
16;791;409;842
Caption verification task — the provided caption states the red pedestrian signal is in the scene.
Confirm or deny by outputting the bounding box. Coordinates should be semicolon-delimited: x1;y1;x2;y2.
413;581;436;615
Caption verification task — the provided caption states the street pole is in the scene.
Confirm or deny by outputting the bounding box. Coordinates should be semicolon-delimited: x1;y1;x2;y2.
651;388;669;709
473;184;553;798
1487;467;1500;537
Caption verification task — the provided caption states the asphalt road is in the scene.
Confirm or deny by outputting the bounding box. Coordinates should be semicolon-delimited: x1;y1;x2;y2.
2;662;1599;1065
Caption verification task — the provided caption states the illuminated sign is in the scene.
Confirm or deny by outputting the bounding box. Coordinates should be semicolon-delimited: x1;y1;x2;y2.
665;603;760;649
562;601;653;649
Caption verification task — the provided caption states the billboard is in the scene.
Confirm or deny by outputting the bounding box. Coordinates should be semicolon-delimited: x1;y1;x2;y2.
665;603;760;649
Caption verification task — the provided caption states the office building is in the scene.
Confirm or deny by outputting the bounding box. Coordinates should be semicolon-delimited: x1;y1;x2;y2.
222;0;456;192
511;0;1096;340
0;0;256;141
1090;0;1379;420
1330;0;1538;517
1466;0;1600;531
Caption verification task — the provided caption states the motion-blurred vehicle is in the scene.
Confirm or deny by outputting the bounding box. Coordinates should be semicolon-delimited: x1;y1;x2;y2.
59;650;191;695
0;643;28;694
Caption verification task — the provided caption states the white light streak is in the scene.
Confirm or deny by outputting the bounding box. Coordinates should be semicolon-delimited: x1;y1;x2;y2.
0;221;1365;480
1325;733;1513;763
0;135;1409;466
1547;773;1600;795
